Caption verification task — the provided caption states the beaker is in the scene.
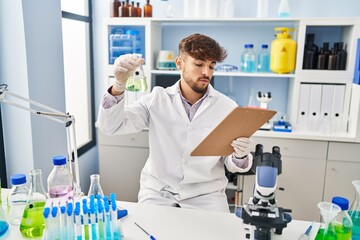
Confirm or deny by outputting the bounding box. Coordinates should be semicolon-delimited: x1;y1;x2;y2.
315;202;341;240
88;174;104;197
20;169;48;238
349;180;360;239
125;65;148;92
0;204;9;238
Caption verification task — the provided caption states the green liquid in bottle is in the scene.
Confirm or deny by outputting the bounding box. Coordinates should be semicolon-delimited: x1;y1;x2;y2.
315;228;337;240
20;201;45;238
334;223;352;240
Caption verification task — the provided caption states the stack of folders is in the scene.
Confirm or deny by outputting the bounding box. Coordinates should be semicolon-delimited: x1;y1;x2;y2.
297;83;347;134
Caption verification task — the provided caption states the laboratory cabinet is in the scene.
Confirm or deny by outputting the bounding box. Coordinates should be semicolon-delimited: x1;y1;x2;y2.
98;17;360;220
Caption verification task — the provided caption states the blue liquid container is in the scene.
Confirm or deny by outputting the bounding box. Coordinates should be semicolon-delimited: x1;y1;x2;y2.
349;180;360;240
241;44;256;73
257;44;270;73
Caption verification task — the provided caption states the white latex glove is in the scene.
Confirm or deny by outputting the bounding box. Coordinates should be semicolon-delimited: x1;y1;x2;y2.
231;137;252;159
113;54;144;93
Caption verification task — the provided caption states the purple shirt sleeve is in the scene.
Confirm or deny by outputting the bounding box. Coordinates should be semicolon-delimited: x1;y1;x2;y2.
102;87;124;109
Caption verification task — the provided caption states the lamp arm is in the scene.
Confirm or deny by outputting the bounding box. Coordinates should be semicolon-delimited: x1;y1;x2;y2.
0;84;82;196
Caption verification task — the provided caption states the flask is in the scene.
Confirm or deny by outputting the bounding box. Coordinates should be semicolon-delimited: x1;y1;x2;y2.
331;196;353;240
143;0;152;17
0;182;9;238
270;27;297;74
125;64;148;92
240;44;256;73
110;0;121;17
135;2;142;17
257;44;270;73
277;0;290;17
88;174;104;197
349;180;360;240
20;169;48;238
315;202;341;240
7;174;29;225
47;155;74;200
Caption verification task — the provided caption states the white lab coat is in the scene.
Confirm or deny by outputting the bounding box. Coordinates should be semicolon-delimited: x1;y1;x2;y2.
97;81;252;212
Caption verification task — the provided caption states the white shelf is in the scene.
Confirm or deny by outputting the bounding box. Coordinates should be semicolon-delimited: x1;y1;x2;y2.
150;69;295;78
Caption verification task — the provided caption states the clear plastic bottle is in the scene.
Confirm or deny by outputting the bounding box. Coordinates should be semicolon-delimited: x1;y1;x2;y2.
20;169;48;238
7;174;29;225
257;44;270;73
240;44;256;73
47;156;74;200
331;196;353;240
88;174;104;197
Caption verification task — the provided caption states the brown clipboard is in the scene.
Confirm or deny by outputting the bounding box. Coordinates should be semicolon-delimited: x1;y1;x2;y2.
190;107;277;156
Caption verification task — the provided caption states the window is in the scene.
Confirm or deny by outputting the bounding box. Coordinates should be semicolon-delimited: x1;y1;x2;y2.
61;1;95;155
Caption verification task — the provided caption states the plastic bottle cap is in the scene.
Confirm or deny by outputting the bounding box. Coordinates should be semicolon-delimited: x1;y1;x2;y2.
245;44;254;49
53;155;67;166
332;196;349;210
10;174;26;185
261;44;268;49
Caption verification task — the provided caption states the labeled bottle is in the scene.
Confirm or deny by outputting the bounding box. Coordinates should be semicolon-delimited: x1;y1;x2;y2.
20;169;48;238
135;2;142;17
336;42;347;70
110;0;121;17
240;44;256;73
303;33;319;69
257;44;270;73
349;180;360;240
7;174;29;225
88;174;104;197
47;156;74;200
143;0;152;17
331;196;353;240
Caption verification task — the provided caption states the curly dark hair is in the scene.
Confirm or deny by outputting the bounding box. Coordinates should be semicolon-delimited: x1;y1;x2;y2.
178;33;228;63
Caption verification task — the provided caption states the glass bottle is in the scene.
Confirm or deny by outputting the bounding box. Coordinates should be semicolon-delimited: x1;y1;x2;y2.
136;2;142;17
88;174;104;197
7;174;29;225
303;33;319;69
130;1;136;17
257;44;270;73
125;64;148;92
331;196;353;240
315;202;341;240
20;169;48;238
240;44;256;73
143;0;152;17
349;180;360;240
0;178;9;238
123;0;130;17
277;0;290;17
47;155;74;200
110;0;121;17
336;42;347;70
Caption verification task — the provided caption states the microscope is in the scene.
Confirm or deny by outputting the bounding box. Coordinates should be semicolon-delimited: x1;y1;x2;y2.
240;144;292;240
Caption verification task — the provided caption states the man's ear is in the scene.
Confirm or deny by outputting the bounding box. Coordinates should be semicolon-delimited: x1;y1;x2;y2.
175;56;182;70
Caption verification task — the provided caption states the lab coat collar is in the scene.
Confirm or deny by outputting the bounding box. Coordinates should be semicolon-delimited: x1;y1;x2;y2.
166;80;218;123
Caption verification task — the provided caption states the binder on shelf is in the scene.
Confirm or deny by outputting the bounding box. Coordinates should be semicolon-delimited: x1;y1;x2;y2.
308;84;322;130
320;84;334;120
297;83;311;128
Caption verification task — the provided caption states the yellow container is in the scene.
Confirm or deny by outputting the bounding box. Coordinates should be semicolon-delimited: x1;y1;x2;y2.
270;27;297;74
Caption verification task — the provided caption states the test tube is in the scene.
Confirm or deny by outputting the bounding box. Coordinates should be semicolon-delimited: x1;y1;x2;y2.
103;196;113;240
110;193;122;239
51;206;60;238
89;195;98;240
43;207;51;240
67;202;75;239
97;196;106;239
60;204;67;239
75;202;82;240
82;198;91;240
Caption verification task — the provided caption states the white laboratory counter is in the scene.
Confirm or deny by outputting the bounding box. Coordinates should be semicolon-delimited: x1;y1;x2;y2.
1;188;320;240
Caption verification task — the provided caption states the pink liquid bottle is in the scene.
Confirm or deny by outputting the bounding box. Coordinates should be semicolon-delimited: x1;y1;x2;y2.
47;156;74;201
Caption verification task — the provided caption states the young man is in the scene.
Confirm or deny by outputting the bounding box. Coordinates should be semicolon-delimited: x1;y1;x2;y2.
97;33;253;212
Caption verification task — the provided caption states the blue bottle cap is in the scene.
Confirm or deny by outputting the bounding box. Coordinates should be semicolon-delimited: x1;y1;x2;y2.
51;207;58;218
261;44;268;49
60;206;66;214
43;207;50;218
125;29;140;35
53;155;67;166
332;196;349;210
10;174;26;185
67;202;73;216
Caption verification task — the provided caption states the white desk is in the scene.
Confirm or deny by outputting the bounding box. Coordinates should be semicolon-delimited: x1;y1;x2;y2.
1;188;319;239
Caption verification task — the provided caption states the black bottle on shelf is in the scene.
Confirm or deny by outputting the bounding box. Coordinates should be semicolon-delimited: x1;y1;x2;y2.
328;48;338;70
303;33;319;69
317;48;326;69
336;42;347;70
